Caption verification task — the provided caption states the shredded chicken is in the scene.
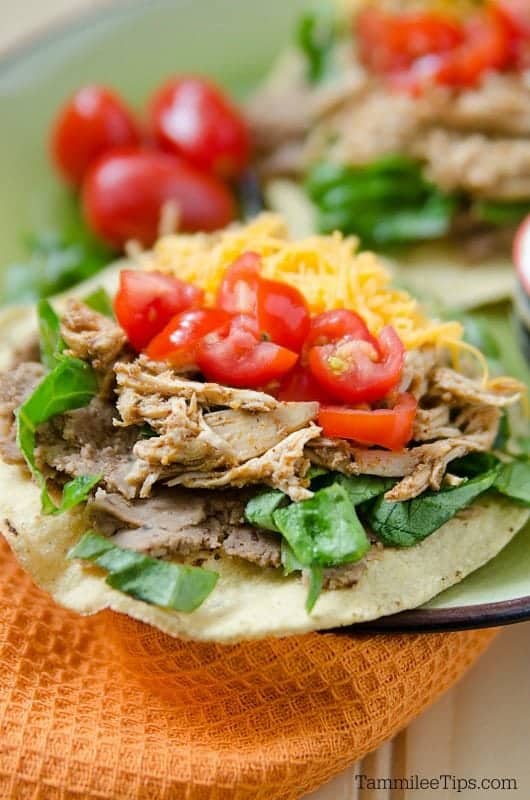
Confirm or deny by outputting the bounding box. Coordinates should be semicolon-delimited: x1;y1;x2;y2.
61;300;127;371
431;368;524;407
167;425;321;501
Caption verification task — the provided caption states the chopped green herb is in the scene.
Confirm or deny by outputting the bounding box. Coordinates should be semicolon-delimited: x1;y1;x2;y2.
296;9;337;84
366;470;499;547
16;357;98;514
68;531;218;612
83;287;115;318
37;299;65;370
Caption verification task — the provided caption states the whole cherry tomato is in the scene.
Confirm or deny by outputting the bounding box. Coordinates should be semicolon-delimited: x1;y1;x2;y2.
145;308;232;369
308;325;405;405
82;149;236;248
149;76;250;179
114;269;204;351
318;393;417;451
197;314;298;388
50;85;140;186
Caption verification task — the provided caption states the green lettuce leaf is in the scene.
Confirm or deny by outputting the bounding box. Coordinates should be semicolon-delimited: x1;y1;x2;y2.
83;287;115;319
306;565;324;613
68;531;218;612
494;460;530;507
245;490;289;532
37;299;65;370
366;470;499;547
16;357;99;514
273;483;370;567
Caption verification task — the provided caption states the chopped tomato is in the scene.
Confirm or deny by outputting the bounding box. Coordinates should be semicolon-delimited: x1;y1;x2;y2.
149;76;250;179
318;393;417;451
82;149;236;249
305;309;376;350
114;270;204;352
308;325;405;405
197;314;298;388
356;7;463;74
277;364;335;404
145;308;232;368
216;252;262;314
50;85;140;186
255;279;310;352
494;0;530;67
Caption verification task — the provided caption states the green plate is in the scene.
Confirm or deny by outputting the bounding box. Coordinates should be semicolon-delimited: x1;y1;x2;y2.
0;0;529;632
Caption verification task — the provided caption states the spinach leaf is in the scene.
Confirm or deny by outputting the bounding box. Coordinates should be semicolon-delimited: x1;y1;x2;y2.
494;460;530;507
332;474;395;506
37;299;65;370
83;287;115;319
366;470;499;547
451;452;500;478
245;489;288;532
68;531;218;612
306;565;324;613
281;541;304;575
16;357;98;513
50;474;102;516
273;483;370;567
296;9;337;84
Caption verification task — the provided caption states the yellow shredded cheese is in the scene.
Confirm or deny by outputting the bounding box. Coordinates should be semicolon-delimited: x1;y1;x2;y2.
148;213;464;353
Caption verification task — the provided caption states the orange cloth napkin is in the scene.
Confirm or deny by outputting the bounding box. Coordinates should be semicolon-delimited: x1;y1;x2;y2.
0;536;495;799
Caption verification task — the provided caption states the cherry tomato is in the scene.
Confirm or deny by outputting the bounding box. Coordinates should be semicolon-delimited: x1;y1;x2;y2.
256;279;310;352
277;364;334;404
318;393;417;451
149;76;250;179
490;1;530;67
197;314;298;388
216;252;262;314
50;85;140;186
114;270;204;352
356;7;463;74
308;326;405;405
82;149;236;249
145;308;232;368
305;309;375;350
435;9;511;87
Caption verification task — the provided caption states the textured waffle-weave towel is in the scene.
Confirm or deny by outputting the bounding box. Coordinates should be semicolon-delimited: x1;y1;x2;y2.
0;537;495;799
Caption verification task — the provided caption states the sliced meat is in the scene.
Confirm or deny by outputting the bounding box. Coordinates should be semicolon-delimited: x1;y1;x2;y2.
431;367;524;407
322;560;367;591
167;425;321;501
0;362;45;465
88;487;281;568
61;300;127;371
36;397;142;499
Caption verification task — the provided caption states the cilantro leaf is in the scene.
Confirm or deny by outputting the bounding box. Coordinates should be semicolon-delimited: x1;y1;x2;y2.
68;531;218;612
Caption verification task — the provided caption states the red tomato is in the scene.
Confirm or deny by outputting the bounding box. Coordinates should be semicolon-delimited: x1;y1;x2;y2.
145;308;232;368
50;85;140;186
356;7;463;74
149;76;250;179
114;270;204;351
493;0;530;67
435;9;511;87
318;393;417;451
197;314;298;388
277;364;334;404
82;149;236;249
308;326;405;405
305;309;375;350
256;279;310;352
216;252;262;314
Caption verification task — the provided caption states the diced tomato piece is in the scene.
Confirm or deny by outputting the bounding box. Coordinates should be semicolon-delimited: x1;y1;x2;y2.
308;325;405;405
277;364;335;404
255;279;310;352
216;252;262;314
145;308;232;368
305;309;376;351
197;314;298;388
318;393;418;451
114;270;204;352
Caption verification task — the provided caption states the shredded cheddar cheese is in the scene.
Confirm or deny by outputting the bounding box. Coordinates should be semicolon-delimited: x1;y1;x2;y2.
147;213;464;352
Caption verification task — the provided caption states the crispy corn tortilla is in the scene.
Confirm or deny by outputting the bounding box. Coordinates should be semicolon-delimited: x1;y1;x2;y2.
0;269;528;642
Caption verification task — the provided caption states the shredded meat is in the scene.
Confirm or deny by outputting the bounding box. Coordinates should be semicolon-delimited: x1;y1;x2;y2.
431;367;524;407
89;487;282;568
61;300;127;371
167;425;321;501
0;362;45;464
